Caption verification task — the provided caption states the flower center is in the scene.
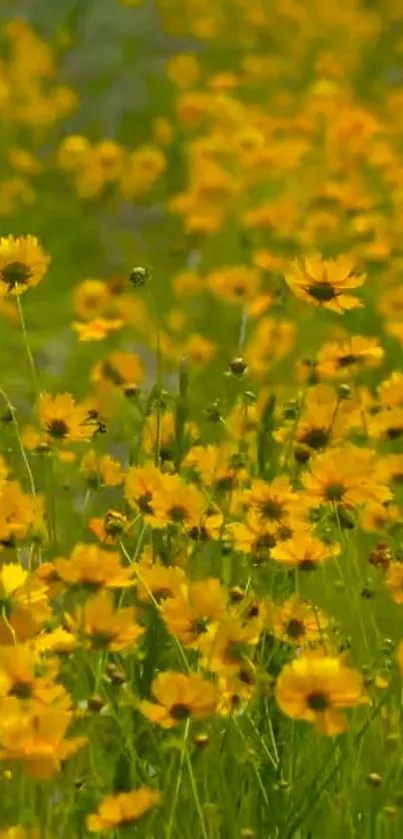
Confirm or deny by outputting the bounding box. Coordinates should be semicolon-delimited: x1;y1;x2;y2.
137;492;154;515
338;353;359;368
168;505;188;523
90;630;115;649
191;616;209;636
307;281;337;302
299;558;317;571
170;702;191;721
47;419;69;439
259;499;284;521
10;680;33;699
325;482;345;502
1;261;33;291
300;428;330;450
285;618;305;640
307;690;330;712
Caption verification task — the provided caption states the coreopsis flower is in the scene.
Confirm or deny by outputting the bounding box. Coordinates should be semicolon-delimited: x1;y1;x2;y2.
67;589;144;651
134;560;186;603
285;254;365;313
0;644;67;706
37;393;97;444
140;671;218;727
200;614;260;676
73;278;112;320
301;445;392;508
53;543;135;589
270;531;339;571
0;481;44;545
207;265;260;303
35;627;78;654
167;54;200;89
317;335;384;379
151;474;207;530
0;563;50;644
71;317;123;342
227;510;278;558
275;652;368;735
160;578;227;647
91;350;144;390
276;384;353;454
80;450;123;487
267;596;328;645
184;442;250;490
237;475;303;528
125;465;165;522
0;235;50;296
0;698;86;778
87;787;160;833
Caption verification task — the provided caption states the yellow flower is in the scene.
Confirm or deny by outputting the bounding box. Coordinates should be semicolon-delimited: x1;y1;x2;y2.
0;698;86;778
301;445;392;508
73;278;112;320
80;450;123;487
72;317;123;342
152;473;207;529
87;787;160;833
267;596;328;645
37;393;97;444
270;531;339;571
69;589;144;651
275;652;368;735
317;335;384;379
0;235;50;295
207;265;261;304
140;671;218;727
53;543;135;589
0;563;50;644
125;465;165;521
167;54;200;89
160;578;227;647
0;644;67;706
285;254;365;313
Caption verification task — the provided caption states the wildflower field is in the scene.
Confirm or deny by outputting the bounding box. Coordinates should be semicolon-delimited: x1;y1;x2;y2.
3;0;403;836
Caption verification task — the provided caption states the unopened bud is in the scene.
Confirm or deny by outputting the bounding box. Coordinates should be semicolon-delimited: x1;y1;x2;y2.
129;266;151;288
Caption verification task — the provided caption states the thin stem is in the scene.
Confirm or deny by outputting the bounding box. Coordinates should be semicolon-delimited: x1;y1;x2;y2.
16;292;38;396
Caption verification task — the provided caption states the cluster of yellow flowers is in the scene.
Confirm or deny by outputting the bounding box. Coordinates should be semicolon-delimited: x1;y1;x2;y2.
2;0;403;835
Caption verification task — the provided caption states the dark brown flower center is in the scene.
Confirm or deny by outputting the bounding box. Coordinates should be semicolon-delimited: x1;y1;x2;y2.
90;630;115;649
325;482;345;502
338;354;359;368
1;261;33;290
299;558;317;571
259;499;284;521
47;419;69;439
170;702;191;721
285;618;305;640
137;492;154;515
168;505;188;523
307;690;330;712
300;428;330;450
307;281;337;302
10;680;33;699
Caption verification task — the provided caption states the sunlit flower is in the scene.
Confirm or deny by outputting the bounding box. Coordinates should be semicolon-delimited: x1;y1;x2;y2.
87;787;160;832
276;652;368;735
140;671;218;727
0;235;50;296
285;255;365;313
37;393;97;444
